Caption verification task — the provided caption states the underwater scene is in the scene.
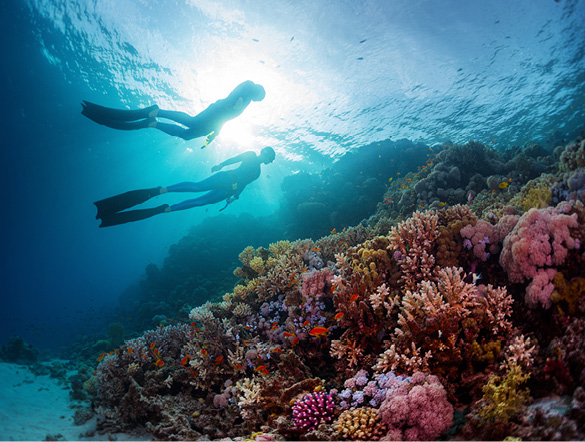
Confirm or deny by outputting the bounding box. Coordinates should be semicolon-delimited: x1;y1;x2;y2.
2;0;585;440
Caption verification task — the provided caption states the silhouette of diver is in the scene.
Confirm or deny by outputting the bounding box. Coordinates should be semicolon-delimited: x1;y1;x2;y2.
94;147;275;227
81;80;265;148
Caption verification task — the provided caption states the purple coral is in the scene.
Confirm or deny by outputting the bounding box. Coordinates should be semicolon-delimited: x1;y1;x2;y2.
292;391;335;431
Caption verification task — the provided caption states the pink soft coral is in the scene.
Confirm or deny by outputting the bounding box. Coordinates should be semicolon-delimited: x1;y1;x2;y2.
500;205;580;308
379;372;453;441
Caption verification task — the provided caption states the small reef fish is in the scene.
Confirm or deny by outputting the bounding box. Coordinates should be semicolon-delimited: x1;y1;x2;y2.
438;202;447;207
283;332;295;338
334;312;344;320
154;359;165;368
291;336;300;347
181;356;191;366
350;294;359;303
498;181;509;189
97;353;105;362
214;355;224;365
271;347;284;354
309;326;330;337
302;320;310;327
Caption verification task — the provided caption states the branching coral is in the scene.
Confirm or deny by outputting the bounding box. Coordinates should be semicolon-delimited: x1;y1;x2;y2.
388;210;440;291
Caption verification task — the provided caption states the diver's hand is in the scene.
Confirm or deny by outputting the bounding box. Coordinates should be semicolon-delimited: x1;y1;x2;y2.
219;196;237;212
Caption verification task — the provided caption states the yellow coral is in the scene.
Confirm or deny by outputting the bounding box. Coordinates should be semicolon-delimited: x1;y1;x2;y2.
233;302;253;317
233;285;250;300
249;256;265;275
509;174;555;212
551;272;585;315
239;246;256;266
269;240;292;257
479;363;530;424
334;408;387;441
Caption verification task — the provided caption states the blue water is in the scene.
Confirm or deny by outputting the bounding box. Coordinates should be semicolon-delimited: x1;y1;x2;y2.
1;0;584;352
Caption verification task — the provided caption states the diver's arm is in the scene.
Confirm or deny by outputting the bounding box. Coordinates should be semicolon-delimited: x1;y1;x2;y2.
211;151;255;172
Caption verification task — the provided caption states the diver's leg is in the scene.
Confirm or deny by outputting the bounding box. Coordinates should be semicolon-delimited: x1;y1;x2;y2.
94;187;162;219
81;101;159;122
151;121;199;140
157;109;195;127
165;173;232;193
84;116;157;131
169;190;231;212
98;204;170;228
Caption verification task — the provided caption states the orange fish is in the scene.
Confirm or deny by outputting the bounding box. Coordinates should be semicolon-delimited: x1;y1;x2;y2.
181;356;191;366
127;348;133;354
255;365;267;372
270;325;278;331
292;336;300;347
154;360;165;367
303;320;310;327
190;368;198;377
350;294;359;303
334;312;344;320
97;353;105;362
190;322;202;331
201;349;208;358
309;326;329;337
311;247;321;252
153;348;160;359
272;347;284;353
214;355;224;365
284;332;295;338
232;364;243;370
149;342;156;350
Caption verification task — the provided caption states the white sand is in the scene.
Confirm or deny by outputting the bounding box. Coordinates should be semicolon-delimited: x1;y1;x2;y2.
0;362;151;441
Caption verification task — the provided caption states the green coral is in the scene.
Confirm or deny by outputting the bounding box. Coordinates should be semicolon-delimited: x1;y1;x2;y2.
479;363;530;424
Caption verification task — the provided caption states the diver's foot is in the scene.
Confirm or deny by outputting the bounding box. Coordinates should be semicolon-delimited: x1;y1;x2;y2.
147;105;159;118
147;118;157;128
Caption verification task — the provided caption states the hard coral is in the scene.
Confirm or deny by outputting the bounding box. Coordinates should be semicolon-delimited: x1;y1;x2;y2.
388;210;440;291
334;407;387;441
291;391;335;431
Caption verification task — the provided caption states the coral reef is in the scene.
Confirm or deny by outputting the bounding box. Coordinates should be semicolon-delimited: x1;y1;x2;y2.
86;137;585;441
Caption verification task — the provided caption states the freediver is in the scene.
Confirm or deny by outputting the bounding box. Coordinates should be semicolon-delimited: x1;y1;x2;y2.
81;80;265;148
93;147;275;227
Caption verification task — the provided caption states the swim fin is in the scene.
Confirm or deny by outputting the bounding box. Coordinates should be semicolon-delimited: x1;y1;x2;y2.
94;187;162;219
98;204;169;228
81;101;159;122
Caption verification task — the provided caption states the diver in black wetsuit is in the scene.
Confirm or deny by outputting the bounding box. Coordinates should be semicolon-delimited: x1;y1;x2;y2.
81;80;265;148
93;147;275;228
